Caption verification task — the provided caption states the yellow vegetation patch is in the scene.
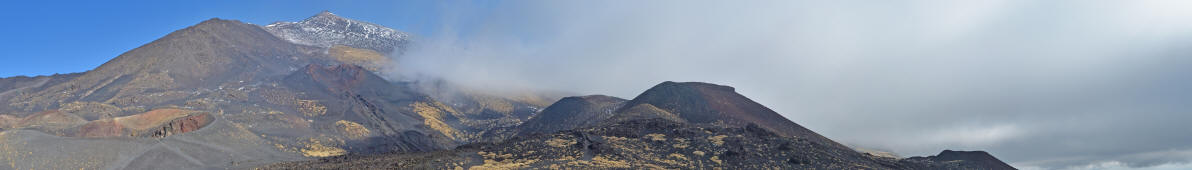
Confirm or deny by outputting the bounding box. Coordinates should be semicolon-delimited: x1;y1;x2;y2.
411;102;463;141
645;133;667;141
693;151;706;156
710;156;723;164
546;138;577;148
708;135;728;146
669;153;689;161
335;120;371;140
591;156;632;168
469;159;537;170
672;138;689;149
673;143;689;149
300;139;346;157
471;151;535;170
603;136;629;143
431;101;461;117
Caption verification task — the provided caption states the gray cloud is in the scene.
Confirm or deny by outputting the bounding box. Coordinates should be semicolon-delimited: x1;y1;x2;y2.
388;0;1192;169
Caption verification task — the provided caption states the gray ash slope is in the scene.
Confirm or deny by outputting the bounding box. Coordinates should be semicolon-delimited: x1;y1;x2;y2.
265;82;1017;170
264;11;410;54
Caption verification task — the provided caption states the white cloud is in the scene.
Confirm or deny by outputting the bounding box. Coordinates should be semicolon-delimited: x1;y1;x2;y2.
1020;161;1192;170
391;0;1192;169
925;124;1022;147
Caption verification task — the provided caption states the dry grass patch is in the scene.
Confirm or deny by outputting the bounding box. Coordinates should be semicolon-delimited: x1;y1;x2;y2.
334;120;370;140
300;138;346;157
412;102;464;140
645;133;667;141
546;138;577;148
591;156;632;168
708;135;728;146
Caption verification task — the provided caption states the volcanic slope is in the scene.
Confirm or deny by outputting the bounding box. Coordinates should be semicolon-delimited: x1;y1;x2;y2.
0;12;556;169
513;95;626;136
611;81;850;151
0;18;333;169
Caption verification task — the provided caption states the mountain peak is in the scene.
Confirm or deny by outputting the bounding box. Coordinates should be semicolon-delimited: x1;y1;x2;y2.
616;81;850;150
264;11;410;53
656;81;735;92
936;150;1010;165
515;95;626;135
198;17;229;24
308;10;344;21
316;10;336;17
570;94;623;101
81;17;310;88
184;18;252;33
908;150;1017;170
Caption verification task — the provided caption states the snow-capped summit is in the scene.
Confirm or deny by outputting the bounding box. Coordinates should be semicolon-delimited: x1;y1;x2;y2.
264;11;410;53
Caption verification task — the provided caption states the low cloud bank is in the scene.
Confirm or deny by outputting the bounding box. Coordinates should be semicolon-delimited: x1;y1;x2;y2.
388;1;1192;169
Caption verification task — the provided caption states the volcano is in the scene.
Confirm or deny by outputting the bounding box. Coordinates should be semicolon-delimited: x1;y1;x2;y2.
0;12;1014;170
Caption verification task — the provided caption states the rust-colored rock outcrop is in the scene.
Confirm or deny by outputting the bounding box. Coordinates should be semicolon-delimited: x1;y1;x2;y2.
148;112;213;138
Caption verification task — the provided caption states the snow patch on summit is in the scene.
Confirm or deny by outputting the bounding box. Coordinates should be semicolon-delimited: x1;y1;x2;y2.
264;11;410;54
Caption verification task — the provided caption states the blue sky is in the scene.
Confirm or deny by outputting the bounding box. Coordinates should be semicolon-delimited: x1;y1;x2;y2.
0;0;466;77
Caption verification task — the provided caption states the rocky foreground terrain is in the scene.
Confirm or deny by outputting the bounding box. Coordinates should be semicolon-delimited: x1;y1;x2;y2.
0;11;1015;169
